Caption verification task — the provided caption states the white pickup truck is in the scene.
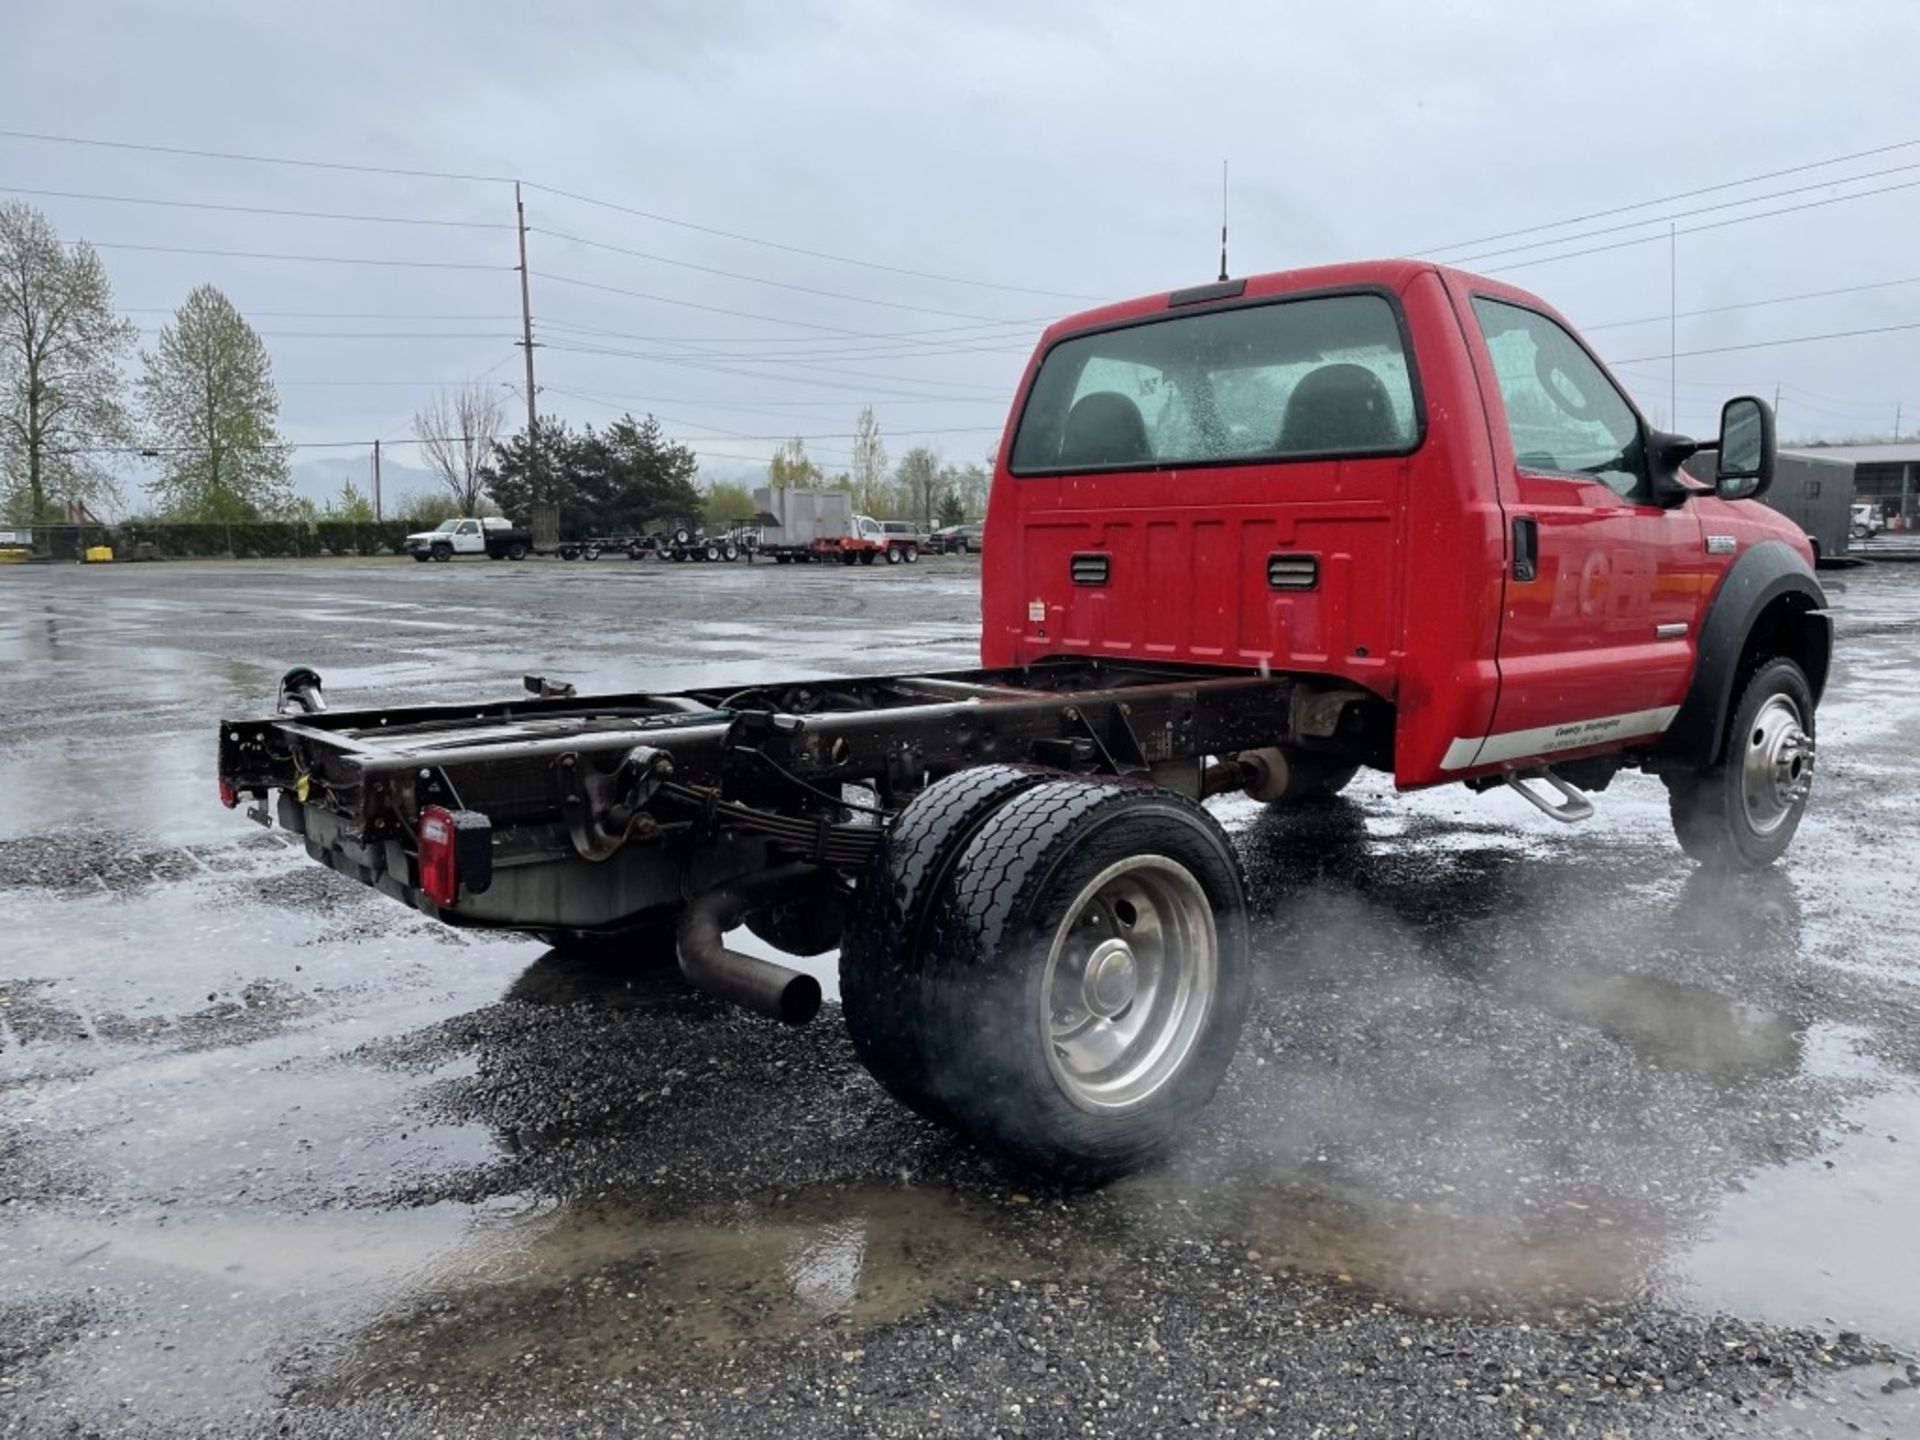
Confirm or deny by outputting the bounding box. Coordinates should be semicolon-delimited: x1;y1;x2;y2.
404;517;531;562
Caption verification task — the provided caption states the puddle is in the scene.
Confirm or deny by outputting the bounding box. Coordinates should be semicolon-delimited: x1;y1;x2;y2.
321;1185;1039;1399
1678;1084;1920;1352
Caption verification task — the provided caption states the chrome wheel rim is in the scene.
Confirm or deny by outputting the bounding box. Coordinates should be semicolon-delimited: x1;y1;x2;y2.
1041;855;1216;1113
1741;693;1815;837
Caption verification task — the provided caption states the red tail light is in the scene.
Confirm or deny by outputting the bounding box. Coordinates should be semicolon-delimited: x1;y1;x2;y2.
416;805;492;909
218;778;239;810
418;805;459;908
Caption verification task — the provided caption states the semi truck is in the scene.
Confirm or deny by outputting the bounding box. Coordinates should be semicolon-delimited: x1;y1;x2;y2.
221;259;1829;1180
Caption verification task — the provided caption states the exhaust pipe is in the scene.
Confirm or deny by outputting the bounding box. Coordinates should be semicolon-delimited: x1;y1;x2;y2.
677;864;827;1026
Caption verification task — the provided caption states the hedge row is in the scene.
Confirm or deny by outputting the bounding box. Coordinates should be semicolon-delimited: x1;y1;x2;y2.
28;521;424;561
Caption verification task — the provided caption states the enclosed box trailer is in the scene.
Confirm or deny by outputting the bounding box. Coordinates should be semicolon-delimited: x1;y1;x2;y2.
1759;452;1854;563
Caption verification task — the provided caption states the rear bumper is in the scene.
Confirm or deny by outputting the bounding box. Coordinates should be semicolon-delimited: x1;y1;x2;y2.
278;793;772;934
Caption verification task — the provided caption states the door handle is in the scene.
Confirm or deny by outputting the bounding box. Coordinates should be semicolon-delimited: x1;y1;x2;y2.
1511;516;1539;582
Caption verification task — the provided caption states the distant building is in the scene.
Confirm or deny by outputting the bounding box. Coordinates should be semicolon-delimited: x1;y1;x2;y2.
1781;443;1920;524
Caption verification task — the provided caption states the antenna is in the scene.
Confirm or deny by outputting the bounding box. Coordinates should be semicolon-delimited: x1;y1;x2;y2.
1218;160;1230;282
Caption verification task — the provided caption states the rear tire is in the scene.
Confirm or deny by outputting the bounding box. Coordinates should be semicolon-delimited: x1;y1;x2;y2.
903;545;919;564
876;778;1251;1180
723;542;741;562
860;550;877;566
508;542;528;561
1665;657;1816;872
885;546;902;565
843;765;1059;1125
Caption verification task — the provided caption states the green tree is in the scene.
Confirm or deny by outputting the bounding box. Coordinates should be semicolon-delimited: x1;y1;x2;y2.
327;477;376;522
768;437;822;489
0;202;137;523
483;413;701;537
703;479;757;525
140;284;290;519
893;446;940;529
948;460;990;519
586;413;702;532
935;490;966;528
849;405;887;512
482;414;588;522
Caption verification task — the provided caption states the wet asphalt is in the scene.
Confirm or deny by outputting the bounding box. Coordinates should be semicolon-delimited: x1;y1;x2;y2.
2;553;1919;1439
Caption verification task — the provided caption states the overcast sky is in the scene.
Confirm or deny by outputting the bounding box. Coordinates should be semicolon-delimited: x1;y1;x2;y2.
7;0;1920;505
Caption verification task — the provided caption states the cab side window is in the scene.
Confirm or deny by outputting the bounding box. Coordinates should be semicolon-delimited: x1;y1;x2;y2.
1472;297;1646;500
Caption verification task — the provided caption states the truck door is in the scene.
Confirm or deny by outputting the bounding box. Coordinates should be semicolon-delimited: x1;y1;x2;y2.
454;519;484;554
1456;294;1707;771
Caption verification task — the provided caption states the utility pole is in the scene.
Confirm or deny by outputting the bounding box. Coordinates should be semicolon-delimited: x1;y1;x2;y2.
515;181;539;476
1897;403;1904;441
372;438;383;521
1667;223;1677;433
1772;383;1781;431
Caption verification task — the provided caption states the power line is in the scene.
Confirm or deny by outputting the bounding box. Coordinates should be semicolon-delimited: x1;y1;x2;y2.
523;182;1103;302
1476;174;1920;275
1417;137;1920;254
542;333;1031;365
0;184;513;230
535;228;1042;324
0;128;1095;302
122;307;521;321
537;314;1042;346
535;269;873;335
1609;318;1920;364
0;128;513;184
1447;160;1920;266
522;384;995;409
1582;272;1920;332
50;432;490;457
85;240;506;271
132;327;518;340
542;338;1008;398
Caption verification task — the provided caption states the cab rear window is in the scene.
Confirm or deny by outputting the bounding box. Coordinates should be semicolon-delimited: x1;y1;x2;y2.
1009;292;1419;474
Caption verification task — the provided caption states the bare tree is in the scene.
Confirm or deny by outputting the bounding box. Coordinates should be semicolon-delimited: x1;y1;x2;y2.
414;382;504;513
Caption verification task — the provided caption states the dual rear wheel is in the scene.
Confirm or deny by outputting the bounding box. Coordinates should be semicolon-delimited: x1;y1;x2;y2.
840;769;1251;1180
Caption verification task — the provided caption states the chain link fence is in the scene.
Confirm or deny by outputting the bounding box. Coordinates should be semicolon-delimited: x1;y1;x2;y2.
7;521;424;562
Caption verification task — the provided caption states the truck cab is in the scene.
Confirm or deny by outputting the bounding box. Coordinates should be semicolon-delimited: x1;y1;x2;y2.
983;260;1827;834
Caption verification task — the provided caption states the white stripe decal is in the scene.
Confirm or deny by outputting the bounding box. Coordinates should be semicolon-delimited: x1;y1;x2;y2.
1440;705;1680;771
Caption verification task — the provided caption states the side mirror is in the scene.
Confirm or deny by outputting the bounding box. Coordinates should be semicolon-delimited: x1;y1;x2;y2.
1715;396;1775;501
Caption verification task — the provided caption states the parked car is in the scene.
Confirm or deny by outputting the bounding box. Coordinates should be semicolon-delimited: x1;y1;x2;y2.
928;521;984;554
1852;502;1883;539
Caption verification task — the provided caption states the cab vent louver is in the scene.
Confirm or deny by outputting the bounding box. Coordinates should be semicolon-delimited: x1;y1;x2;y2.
1267;553;1319;590
1070;552;1110;586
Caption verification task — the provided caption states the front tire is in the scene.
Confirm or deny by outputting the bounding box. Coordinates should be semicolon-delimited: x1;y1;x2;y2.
901;779;1251;1180
431;545;452;562
1665;657;1816;872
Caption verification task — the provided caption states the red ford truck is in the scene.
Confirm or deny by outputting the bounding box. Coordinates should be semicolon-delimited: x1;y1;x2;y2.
219;260;1827;1179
